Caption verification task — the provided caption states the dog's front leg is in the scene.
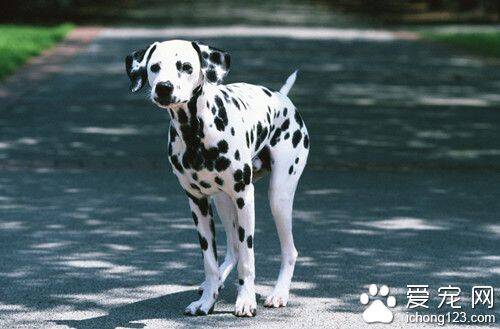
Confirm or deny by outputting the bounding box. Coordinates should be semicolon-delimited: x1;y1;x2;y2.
233;183;257;317
184;194;219;316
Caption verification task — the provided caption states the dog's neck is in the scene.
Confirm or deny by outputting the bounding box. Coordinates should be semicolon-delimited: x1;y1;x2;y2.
167;85;207;140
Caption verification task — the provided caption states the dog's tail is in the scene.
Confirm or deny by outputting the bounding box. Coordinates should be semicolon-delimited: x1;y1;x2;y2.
279;70;298;96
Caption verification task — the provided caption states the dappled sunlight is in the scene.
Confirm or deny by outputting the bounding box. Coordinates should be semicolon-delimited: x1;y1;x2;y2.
71;126;143;136
53;284;193;307
418;96;489;107
434;270;491;279
483;223;500;237
356;217;447;231
0;168;498;326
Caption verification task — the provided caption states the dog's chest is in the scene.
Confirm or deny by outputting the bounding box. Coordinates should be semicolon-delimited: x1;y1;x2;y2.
167;115;233;195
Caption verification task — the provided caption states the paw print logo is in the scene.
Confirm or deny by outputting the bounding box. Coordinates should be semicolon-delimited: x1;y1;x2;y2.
360;284;396;324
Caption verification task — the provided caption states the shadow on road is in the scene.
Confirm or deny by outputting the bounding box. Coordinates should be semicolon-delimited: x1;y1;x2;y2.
0;169;498;327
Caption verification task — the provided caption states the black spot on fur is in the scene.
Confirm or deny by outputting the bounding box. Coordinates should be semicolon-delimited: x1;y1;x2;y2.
289;165;294;174
247;235;253;248
214;118;225;131
200;181;211;188
198;233;208;250
284;132;290;140
262;88;272;97
215;176;224;185
206;70;217;82
210;218;215;235
239;279;244;285
237;198;245;209
283;107;288;116
254;122;267;151
234;169;243;181
234;150;240;160
292;130;302;148
232;98;240;109
295;157;299;164
270;128;282;146
238;226;245;242
243;164;251;184
170;155;184;173
281;119;290;130
210;52;222;64
217;140;228;153
176;60;182;71
304;134;310;148
213;96;228;131
231;127;235;136
215;156;230;171
192;172;198;181
186;192;210;216
212;239;218;261
295;111;304;128
191;212;198;225
245;132;250;148
234;182;245;192
169;126;177;141
177;108;188;124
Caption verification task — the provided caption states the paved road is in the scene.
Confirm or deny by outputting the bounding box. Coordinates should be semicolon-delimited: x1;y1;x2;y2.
1;26;499;328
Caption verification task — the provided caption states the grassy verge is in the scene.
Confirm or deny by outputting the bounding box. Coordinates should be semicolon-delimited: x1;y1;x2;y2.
0;24;73;79
421;30;500;58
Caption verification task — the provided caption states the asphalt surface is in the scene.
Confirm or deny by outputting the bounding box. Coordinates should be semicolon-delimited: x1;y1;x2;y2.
1;25;499;328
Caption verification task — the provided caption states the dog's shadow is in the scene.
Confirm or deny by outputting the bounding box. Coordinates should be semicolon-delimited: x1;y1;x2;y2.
55;289;235;329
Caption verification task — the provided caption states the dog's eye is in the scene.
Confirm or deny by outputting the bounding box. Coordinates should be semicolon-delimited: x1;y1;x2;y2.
182;63;193;74
150;63;160;73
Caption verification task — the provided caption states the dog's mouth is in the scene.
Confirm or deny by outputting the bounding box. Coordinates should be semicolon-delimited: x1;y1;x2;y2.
154;96;172;106
153;96;189;108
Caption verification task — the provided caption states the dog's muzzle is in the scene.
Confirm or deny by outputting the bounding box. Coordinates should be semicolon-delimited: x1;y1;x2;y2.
154;81;174;105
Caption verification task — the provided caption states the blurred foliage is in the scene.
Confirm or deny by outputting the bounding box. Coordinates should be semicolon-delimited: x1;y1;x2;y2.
0;24;73;79
0;0;358;27
324;0;500;24
422;30;500;57
1;0;498;25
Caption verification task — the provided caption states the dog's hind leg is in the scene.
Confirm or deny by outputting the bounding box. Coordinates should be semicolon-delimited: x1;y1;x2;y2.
199;192;238;294
265;116;309;308
214;193;239;283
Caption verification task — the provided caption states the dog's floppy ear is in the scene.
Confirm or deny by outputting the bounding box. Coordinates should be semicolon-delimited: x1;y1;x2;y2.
191;42;230;84
125;42;158;92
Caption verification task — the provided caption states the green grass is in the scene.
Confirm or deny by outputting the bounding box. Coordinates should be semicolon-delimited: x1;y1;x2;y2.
422;31;500;58
0;24;73;79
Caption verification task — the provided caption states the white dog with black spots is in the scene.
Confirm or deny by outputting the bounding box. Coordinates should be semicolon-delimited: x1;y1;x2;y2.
125;40;309;317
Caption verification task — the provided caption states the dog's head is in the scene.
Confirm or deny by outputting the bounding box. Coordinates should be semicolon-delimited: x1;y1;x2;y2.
125;39;230;108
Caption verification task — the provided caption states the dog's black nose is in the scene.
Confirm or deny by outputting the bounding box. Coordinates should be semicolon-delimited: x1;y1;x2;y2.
156;81;174;98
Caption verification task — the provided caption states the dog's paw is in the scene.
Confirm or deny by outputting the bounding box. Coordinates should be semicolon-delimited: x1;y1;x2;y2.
264;289;289;308
234;292;257;317
184;296;216;316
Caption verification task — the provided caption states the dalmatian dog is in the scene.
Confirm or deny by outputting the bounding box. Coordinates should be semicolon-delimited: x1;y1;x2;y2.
125;40;309;317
